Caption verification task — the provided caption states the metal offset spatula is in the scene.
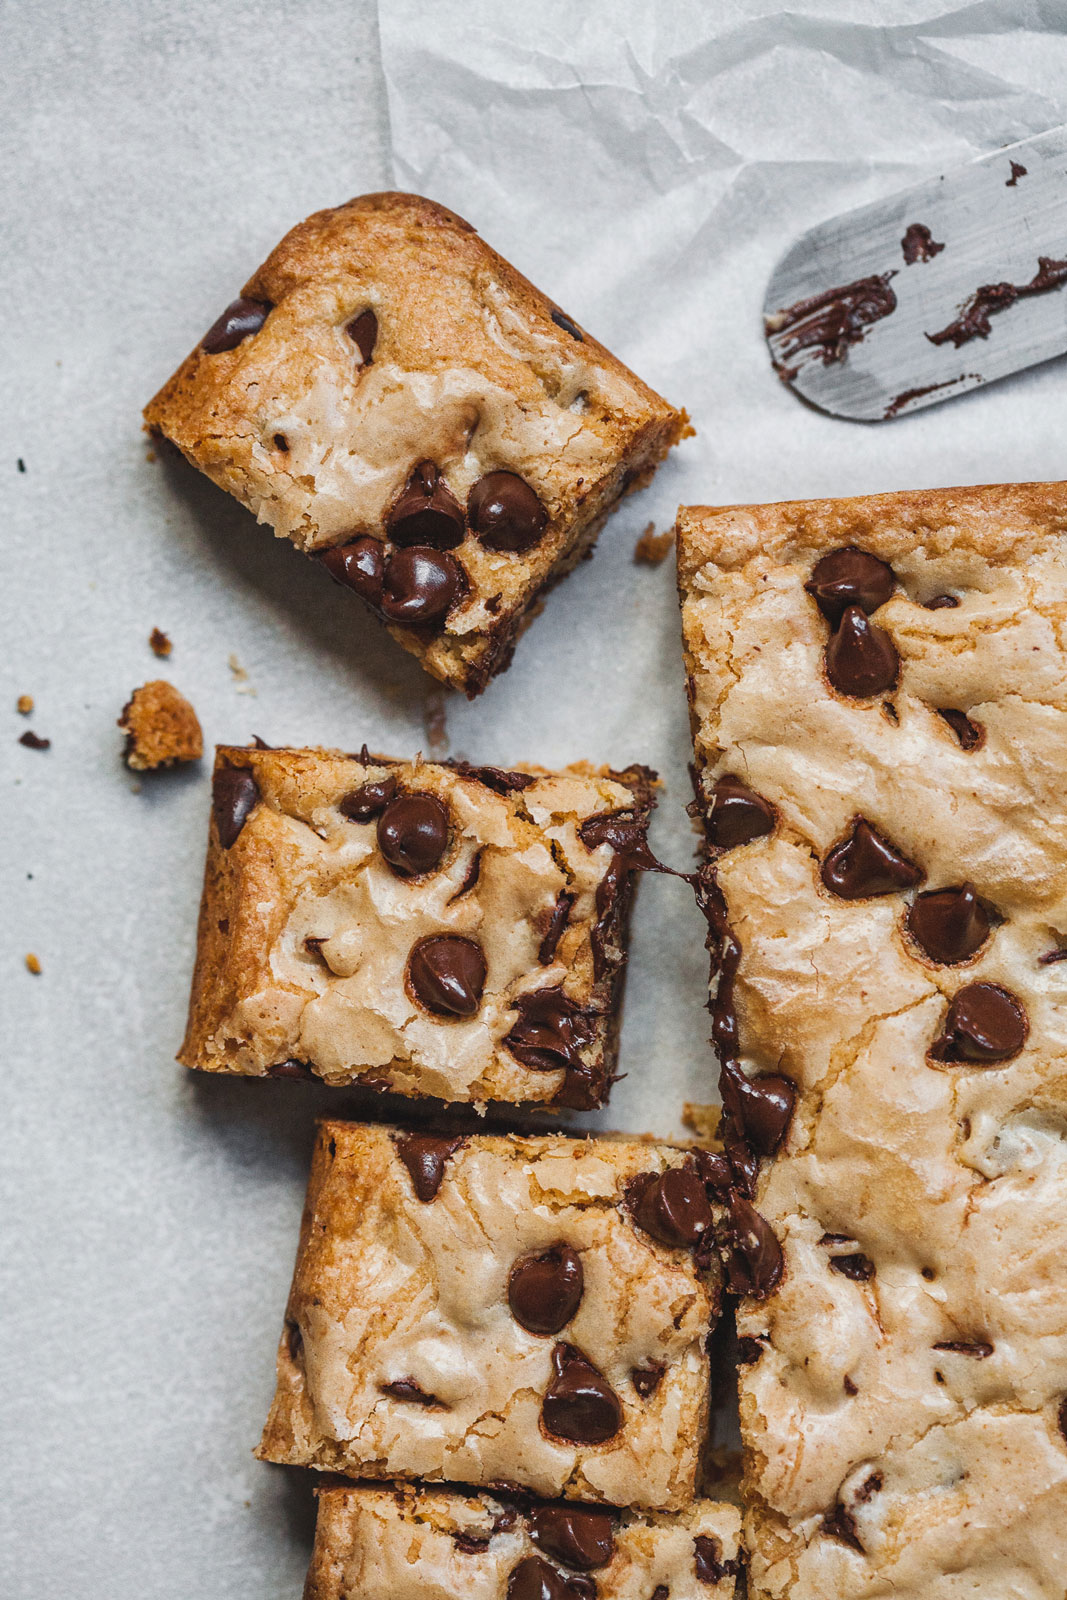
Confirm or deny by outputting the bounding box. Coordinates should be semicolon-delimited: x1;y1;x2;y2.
764;127;1067;422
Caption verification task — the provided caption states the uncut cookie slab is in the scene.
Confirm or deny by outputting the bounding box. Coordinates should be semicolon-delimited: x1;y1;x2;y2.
305;1482;743;1600
258;1123;722;1509
144;192;685;696
182;745;655;1108
677;483;1067;1599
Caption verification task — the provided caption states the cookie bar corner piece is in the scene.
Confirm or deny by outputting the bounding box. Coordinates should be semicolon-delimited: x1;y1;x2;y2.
305;1482;744;1600
258;1122;721;1512
179;744;656;1108
144;191;686;696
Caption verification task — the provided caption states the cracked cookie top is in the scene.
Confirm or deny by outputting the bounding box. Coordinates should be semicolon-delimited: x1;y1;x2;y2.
257;1123;721;1511
182;745;655;1107
677;482;1067;1600
305;1482;744;1600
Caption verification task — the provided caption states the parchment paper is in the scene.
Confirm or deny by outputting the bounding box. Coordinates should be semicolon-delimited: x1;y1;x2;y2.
5;2;1067;1594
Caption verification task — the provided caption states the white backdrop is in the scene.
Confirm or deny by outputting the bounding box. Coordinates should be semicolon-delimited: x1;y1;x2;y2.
4;1;1067;1594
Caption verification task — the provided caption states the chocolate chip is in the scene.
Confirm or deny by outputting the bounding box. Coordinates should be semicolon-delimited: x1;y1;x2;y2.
507;1556;596;1600
924;593;959;610
822;1505;863;1552
447;760;538;794
542;1344;622;1445
468;471;548;554
339;774;397;821
723;1192;783;1298
843;1375;858;1395
394;1132;467;1201
937;708;984;750
1058;1396;1067;1443
578;812;659;870
830;1253;875;1282
18;730;49;749
821;818;922;899
628;1166;712;1248
212;765;260;848
201;296;271;354
805;547;895;625
931;982;1028;1064
387;461;465;549
380;545;464;626
450;848;483;902
320;536;385;605
408;934;487;1017
504;987;596;1073
907;883;991;964
719;1060;796;1156
694;1535;742;1585
285;1319;303;1361
1039;946;1067;966
508;1245;584;1335
380;1377;444;1406
705;775;775;851
630;1362;666;1399
267;1059;315;1080
346;308;378;364
539;893;575;964
736;1336;764;1365
527;1505;615;1571
377;792;450;876
551;309;583;341
825;606;900;697
453;1533;492;1555
273;432;288;451
932;1339;993;1357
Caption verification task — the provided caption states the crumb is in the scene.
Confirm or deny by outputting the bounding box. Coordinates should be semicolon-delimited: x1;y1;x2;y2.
17;458;26;473
19;730;50;750
25;953;41;975
149;627;172;657
228;653;256;696
145;448;157;463
682;1102;723;1142
118;680;203;770
424;688;449;758
634;523;675;566
16;694;33;715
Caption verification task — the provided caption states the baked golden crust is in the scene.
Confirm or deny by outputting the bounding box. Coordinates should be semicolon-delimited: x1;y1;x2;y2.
677;482;1067;1600
181;745;655;1107
258;1123;720;1511
304;1483;743;1600
145;192;685;695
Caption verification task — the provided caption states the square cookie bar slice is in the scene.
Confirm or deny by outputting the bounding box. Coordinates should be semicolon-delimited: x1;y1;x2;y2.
182;745;656;1108
257;1123;722;1510
304;1482;744;1600
144;192;685;696
677;483;1067;1600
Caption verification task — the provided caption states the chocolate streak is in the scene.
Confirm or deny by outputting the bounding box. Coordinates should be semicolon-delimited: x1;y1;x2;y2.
767;272;897;374
927;255;1067;348
901;223;944;265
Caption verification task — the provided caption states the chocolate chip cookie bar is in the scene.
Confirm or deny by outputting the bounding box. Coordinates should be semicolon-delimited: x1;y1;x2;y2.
182;745;655;1108
677;482;1067;1598
257;1122;722;1509
144;192;685;697
304;1483;743;1600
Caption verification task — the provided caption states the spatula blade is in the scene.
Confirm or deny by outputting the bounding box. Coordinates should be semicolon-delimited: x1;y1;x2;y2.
764;127;1067;422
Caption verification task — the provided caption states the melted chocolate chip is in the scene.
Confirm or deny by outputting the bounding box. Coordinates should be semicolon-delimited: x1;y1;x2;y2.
453;1533;492;1555
578;812;659;869
377;792;450;876
212;765;260;848
925;593;960;610
821;818;922;900
768;273;897;372
201;296;271;354
1058;1396;1067;1443
551;309;583;341
507;1556;595;1600
937;708;984;750
822;1505;863;1552
825;606;900;697
628;1166;712;1248
527;1505;615;1571
830;1253;875;1282
388;461;465;549
380;1377;444;1406
907;883;991;965
694;1536;742;1585
805;547;896;625
901;223;944;265
933;1339;993;1358
340;774;397;821
722;1192;783;1298
705;775;775;851
931;983;1028;1064
736;1336;764;1365
542;1344;622;1445
447;760;538;794
508;1245;584;1335
927;255;1067;349
321;536;385;604
468;471;548;554
504;987;596;1074
285;1319;303;1361
719;1060;796;1157
408;935;487;1018
539;893;575;965
394;1132;467;1201
346;308;378;364
630;1361;666;1399
381;545;464;626
450;848;483;902
267;1059;315;1080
